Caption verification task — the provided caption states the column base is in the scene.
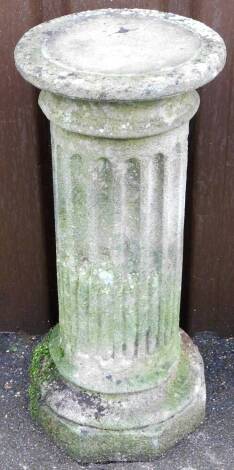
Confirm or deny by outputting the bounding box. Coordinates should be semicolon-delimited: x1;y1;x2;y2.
29;330;205;463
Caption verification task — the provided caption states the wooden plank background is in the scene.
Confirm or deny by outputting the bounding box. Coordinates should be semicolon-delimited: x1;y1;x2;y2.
0;0;233;335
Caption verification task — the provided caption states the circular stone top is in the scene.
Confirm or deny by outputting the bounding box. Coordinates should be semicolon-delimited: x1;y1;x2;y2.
15;9;226;101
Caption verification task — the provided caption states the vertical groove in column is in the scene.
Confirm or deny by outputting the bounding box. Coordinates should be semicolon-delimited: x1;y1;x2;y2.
125;158;141;273
158;154;171;347
172;151;188;339
149;273;160;352
70;154;88;259
113;160;138;358
145;154;164;353
113;281;123;359
75;262;90;353
88;158;98;264
55;143;187;360
112;162;125;358
157;148;188;348
66;153;80;354
86;158;101;353
96;158;113;260
171;152;188;341
74;276;80;352
93;157;114;358
54;132;188;361
124;158;141;356
164;157;178;346
88;268;98;352
138;157;152;356
54;144;68;348
145;152;165;349
70;154;87;352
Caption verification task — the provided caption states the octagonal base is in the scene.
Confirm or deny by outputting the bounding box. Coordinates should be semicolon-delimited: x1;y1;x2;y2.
29;330;205;463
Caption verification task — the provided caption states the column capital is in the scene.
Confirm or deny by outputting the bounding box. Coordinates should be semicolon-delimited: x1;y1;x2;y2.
39;90;200;138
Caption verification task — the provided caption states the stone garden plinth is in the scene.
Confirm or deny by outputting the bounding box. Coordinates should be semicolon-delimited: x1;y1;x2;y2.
15;9;226;463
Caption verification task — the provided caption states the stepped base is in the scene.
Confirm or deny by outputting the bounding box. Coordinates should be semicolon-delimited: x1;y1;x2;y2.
29;330;205;463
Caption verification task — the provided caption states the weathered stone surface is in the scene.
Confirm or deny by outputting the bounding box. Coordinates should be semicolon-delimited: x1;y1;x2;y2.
30;330;205;463
1;331;233;469
14;7;226;464
15;9;226;101
39;89;200;138
46;93;197;395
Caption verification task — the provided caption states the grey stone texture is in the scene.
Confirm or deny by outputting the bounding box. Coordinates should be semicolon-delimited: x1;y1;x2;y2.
14;8;226;463
0;332;233;469
15;9;226;101
33;330;205;462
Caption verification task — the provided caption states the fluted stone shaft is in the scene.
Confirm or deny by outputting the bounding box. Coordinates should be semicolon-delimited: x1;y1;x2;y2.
39;90;199;393
15;8;226;462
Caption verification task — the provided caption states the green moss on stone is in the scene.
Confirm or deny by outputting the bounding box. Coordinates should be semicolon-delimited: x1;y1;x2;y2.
165;351;190;410
29;331;59;419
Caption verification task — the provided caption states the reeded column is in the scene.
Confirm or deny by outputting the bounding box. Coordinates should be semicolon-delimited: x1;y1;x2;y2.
15;8;226;463
40;90;200;394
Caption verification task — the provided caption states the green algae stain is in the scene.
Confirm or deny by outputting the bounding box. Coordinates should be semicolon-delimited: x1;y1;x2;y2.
165;351;190;410
29;332;59;419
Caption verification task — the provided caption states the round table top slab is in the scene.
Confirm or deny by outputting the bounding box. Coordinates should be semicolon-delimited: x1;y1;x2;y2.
14;9;226;101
